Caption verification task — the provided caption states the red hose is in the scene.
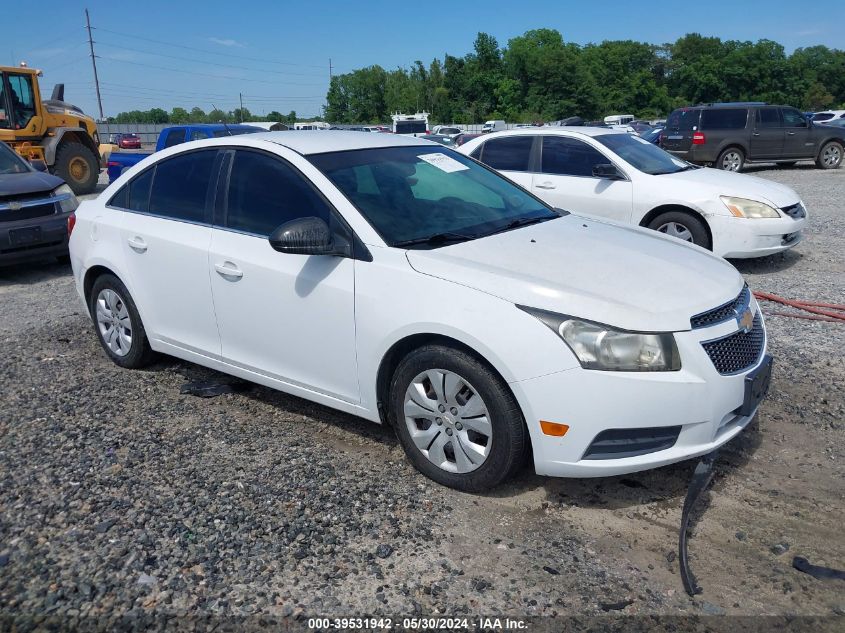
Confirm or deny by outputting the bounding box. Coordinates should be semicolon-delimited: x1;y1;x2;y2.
753;291;845;323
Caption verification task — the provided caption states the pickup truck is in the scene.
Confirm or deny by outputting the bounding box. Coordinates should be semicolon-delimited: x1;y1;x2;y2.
106;123;264;182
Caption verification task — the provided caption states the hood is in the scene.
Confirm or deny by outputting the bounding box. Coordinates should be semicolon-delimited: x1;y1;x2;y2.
406;216;744;332
0;170;64;199
660;167;800;208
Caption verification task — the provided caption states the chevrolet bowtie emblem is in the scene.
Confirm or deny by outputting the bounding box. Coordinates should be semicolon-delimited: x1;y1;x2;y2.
8;201;22;211
737;308;754;334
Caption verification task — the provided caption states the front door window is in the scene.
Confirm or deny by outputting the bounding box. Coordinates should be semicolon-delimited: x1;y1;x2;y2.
5;74;36;130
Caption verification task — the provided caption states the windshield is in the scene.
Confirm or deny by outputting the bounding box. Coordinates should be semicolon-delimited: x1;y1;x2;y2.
595;133;693;175
0;142;30;174
309;146;558;247
395;121;427;134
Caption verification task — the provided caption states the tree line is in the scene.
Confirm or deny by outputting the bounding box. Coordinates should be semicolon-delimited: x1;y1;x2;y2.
325;30;845;124
108;107;303;125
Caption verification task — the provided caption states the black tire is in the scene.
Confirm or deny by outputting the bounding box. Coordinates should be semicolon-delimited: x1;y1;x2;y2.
52;141;99;195
716;146;745;172
647;210;711;250
389;344;527;492
816;140;843;169
56;254;71;265
88;273;156;369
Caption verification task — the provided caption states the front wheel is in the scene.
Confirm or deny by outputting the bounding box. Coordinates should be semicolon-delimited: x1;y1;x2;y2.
52;142;99;195
389;345;527;492
717;147;745;172
647;211;711;250
816;141;843;169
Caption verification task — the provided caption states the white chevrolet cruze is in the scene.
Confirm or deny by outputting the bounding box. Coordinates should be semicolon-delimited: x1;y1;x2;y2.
69;132;772;491
458;128;808;258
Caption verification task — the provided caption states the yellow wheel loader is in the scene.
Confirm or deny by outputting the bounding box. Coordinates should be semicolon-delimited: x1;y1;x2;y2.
0;65;103;195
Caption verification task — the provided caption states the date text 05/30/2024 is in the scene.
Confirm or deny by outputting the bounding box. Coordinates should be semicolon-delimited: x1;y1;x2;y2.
307;617;528;630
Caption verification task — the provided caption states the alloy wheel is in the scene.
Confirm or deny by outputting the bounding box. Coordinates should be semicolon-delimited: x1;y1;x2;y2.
822;145;841;167
656;221;694;242
403;369;492;473
721;151;742;171
96;288;133;357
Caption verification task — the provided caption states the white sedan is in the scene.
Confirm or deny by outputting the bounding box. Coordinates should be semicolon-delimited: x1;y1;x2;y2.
69;132;770;491
458;128;807;258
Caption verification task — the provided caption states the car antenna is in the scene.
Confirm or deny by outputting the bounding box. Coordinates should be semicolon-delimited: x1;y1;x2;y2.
212;104;234;136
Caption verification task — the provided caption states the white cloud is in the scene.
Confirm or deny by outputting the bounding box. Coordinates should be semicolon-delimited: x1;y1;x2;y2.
209;37;245;48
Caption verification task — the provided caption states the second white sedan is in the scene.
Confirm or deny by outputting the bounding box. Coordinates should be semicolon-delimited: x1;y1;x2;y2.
458;128;808;258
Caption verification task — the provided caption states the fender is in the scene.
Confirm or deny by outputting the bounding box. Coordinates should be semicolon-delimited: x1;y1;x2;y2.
42;128;100;166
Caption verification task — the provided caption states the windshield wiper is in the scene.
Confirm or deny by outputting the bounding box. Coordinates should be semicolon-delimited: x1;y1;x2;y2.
484;215;555;237
392;232;476;248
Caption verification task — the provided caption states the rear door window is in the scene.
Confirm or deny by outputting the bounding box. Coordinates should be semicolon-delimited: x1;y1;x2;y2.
162;128;187;148
700;109;749;130
148;150;217;223
127;169;153;212
480;136;534;172
756;108;781;128
541;136;609;177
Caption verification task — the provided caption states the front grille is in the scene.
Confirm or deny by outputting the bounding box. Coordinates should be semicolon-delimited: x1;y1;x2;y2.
781;202;806;219
702;313;765;375
0;203;57;223
690;285;750;329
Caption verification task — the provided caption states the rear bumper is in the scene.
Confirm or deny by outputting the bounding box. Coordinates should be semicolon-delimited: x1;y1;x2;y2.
709;214;807;258
0;212;71;265
510;309;768;478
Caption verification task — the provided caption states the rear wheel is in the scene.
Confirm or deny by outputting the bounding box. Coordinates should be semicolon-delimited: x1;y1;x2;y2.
816;141;843;169
647;211;711;250
390;345;526;492
89;274;156;369
717;147;744;172
53;141;99;195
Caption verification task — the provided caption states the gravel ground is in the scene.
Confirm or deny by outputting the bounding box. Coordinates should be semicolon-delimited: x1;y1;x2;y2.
0;166;843;630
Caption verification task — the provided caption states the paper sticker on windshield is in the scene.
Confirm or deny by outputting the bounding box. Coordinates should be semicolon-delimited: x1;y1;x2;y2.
418;153;469;173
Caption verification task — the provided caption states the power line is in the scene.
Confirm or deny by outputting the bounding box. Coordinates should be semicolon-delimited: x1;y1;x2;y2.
96;41;325;79
99;56;328;87
93;27;345;71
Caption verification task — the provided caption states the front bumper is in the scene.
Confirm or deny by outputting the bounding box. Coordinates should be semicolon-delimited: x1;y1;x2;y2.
511;306;767;478
709;213;807;259
0;212;71;265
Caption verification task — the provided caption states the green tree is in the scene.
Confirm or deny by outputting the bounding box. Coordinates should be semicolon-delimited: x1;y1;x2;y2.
170;107;190;124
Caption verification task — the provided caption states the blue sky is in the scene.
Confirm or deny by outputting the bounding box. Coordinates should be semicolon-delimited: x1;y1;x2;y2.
5;0;838;119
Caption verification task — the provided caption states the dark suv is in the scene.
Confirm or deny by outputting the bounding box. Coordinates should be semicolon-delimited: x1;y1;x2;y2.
661;103;844;171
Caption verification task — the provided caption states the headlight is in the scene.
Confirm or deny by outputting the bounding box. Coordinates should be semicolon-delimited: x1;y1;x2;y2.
720;196;779;219
52;184;79;213
518;306;681;371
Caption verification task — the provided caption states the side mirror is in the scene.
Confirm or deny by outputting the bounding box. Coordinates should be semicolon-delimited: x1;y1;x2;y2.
29;159;48;172
592;163;624;180
268;217;337;255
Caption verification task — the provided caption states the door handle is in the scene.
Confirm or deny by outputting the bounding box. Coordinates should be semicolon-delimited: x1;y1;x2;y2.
752;132;760;136
127;236;147;252
787;132;796;136
535;181;556;190
214;261;243;280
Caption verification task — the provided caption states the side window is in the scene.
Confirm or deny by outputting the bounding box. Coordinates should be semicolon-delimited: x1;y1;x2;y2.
781;108;807;128
225;150;330;236
163;128;186;148
149;150;217;223
6;74;36;129
813;113;833;122
480;136;533;172
700;108;748;130
127;169;153;212
108;184;129;209
541;136;609;177
190;129;211;141
756;108;780;128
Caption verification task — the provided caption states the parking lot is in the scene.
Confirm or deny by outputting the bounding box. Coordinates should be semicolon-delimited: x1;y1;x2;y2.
0;165;842;622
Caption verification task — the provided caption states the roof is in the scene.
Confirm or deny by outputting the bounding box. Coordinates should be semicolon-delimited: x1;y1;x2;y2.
252;130;432;155
480;126;624;139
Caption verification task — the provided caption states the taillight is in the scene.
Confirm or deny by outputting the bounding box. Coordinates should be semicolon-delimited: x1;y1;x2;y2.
692;132;706;145
67;212;76;236
107;161;120;167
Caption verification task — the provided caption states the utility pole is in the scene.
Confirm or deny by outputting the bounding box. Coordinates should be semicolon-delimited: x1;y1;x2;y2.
239;92;244;122
329;58;333;82
85;8;104;121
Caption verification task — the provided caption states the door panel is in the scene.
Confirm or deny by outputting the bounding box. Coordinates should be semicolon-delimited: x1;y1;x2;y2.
532;136;633;222
749;108;784;158
209;229;359;402
781;108;814;157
